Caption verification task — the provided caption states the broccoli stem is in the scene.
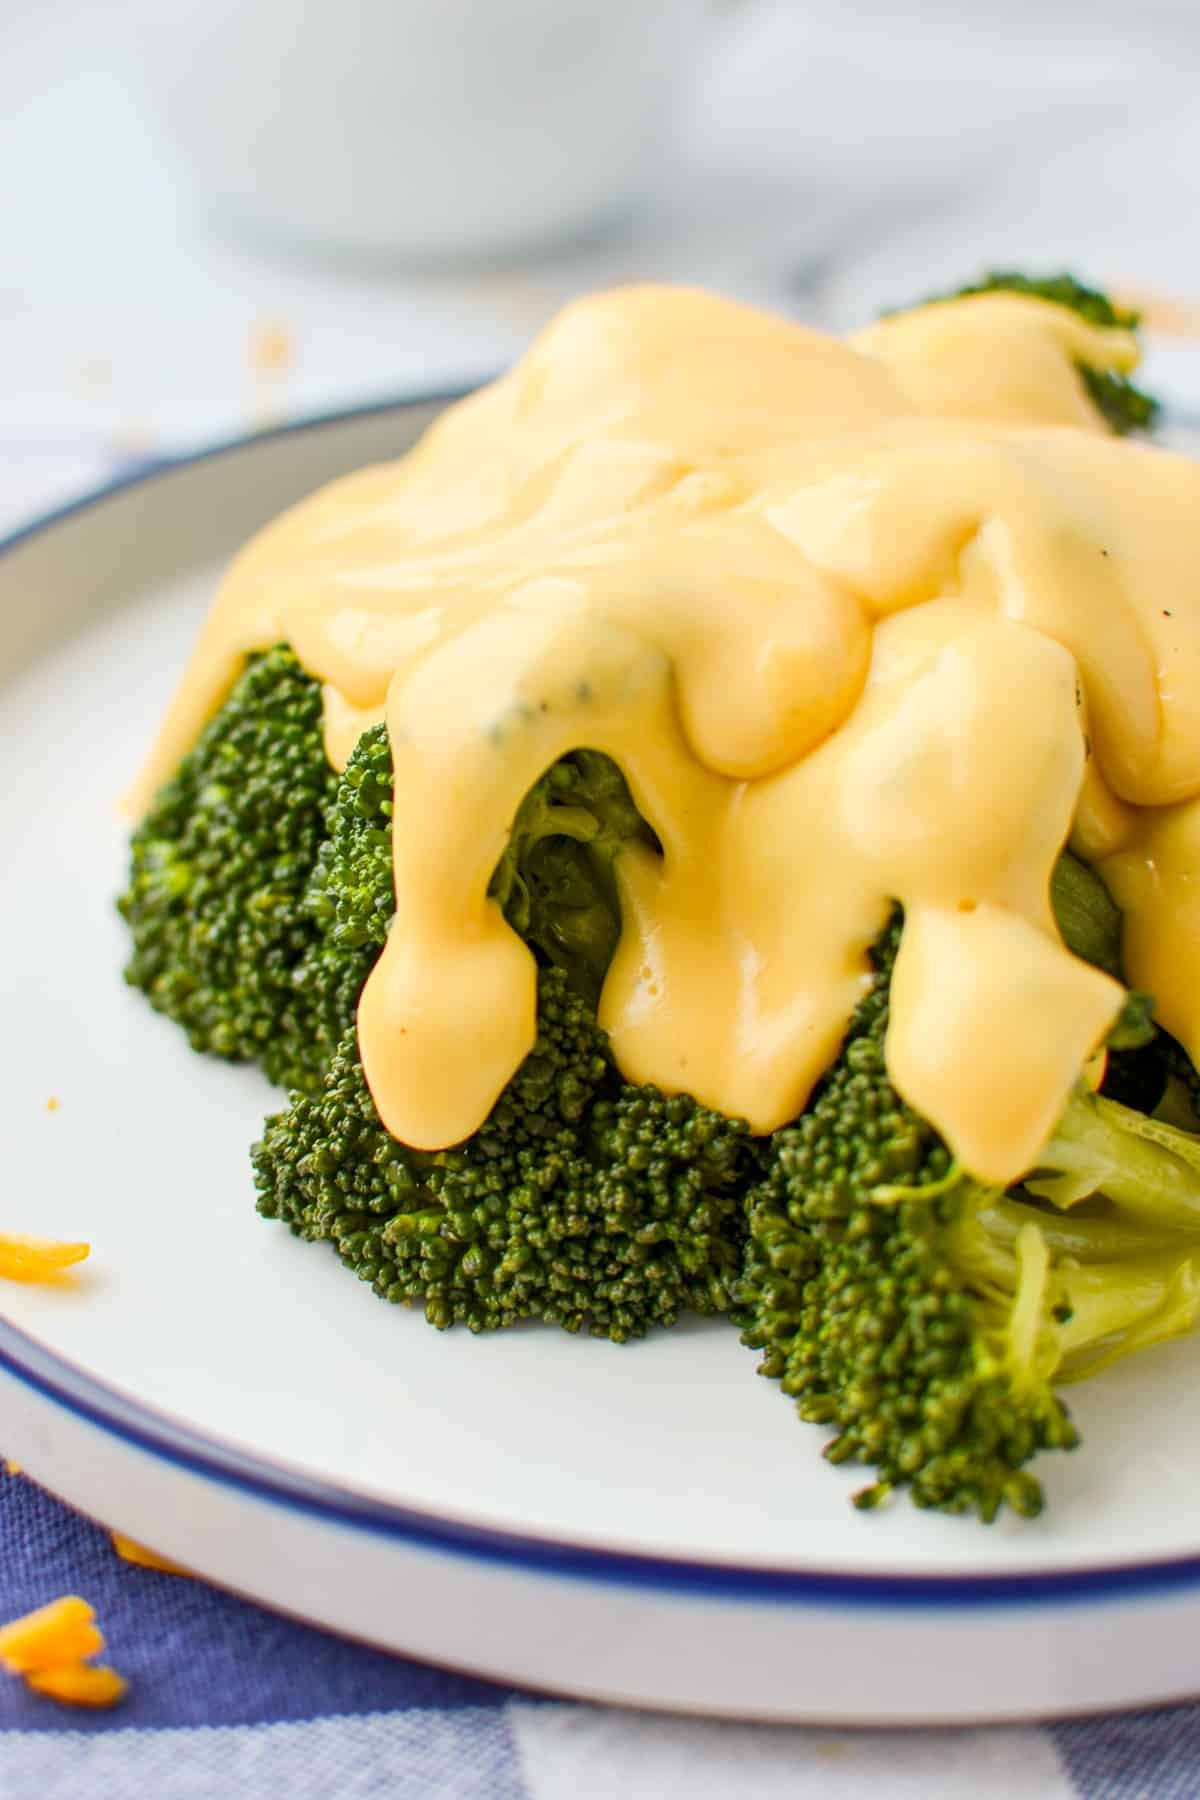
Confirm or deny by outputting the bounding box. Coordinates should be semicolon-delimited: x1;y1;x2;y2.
981;1194;1182;1263
1056;1254;1200;1381
989;1087;1200;1383
1030;1090;1200;1234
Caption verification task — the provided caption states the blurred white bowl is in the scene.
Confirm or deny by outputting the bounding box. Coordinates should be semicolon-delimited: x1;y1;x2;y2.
121;0;712;262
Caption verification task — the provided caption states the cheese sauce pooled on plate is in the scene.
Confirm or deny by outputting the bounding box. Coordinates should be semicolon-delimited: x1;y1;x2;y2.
131;285;1200;1185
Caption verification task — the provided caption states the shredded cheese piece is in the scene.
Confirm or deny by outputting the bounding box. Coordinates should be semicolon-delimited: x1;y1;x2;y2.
0;1597;104;1674
111;1532;191;1577
248;318;293;374
4;1461;21;1477
0;1597;127;1710
0;1235;89;1284
26;1663;128;1708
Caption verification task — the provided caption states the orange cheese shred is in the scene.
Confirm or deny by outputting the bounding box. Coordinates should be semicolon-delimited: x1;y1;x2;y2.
26;1663;128;1708
0;1597;104;1674
0;1235;89;1284
111;1532;192;1577
0;1597;127;1708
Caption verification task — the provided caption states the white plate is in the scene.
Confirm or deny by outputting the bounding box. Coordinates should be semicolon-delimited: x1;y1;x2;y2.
3;397;1200;1726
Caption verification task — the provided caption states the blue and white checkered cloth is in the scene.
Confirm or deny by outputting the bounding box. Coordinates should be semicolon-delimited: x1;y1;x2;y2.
0;1467;1195;1800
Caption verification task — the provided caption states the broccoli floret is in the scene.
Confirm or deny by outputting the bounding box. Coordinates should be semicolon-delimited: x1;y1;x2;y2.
298;723;396;1066
120;647;659;1086
255;723;750;1338
118;648;337;1092
490;747;659;1007
738;916;1200;1520
253;967;751;1338
300;725;660;1058
948;270;1139;333
1082;367;1159;439
915;270;1160;436
737;918;1074;1521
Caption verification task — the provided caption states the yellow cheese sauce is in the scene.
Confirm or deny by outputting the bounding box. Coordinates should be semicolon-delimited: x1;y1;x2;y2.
131;285;1200;1185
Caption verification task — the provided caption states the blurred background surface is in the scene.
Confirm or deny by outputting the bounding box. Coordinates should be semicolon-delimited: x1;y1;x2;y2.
3;0;1199;530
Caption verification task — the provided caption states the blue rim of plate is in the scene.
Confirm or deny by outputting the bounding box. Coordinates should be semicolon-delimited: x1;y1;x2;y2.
5;393;1200;1615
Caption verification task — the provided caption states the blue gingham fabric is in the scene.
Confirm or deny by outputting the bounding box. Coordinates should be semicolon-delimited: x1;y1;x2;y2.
0;1465;1193;1799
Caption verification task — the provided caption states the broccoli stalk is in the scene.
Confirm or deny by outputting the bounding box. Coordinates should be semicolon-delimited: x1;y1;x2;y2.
1029;1089;1200;1229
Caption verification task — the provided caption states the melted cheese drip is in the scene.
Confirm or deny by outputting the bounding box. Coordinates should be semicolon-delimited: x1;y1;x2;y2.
131;285;1200;1184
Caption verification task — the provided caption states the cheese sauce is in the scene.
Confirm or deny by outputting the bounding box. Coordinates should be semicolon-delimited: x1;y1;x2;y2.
131;286;1200;1184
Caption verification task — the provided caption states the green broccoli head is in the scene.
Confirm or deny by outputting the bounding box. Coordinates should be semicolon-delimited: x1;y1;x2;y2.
118;647;336;1092
739;914;1200;1521
915;269;1160;436
299;721;396;1065
300;720;662;1057
120;642;662;1082
490;747;660;1007
253;966;752;1339
255;706;751;1339
738;917;1078;1521
946;270;1140;332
